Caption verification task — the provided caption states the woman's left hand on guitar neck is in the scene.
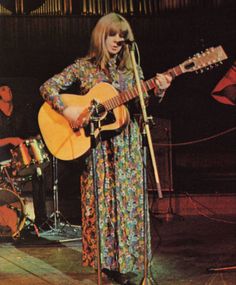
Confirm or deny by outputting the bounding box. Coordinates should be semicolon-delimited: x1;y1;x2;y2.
154;73;172;97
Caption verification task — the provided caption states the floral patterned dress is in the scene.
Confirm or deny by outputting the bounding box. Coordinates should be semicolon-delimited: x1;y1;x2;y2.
40;57;151;274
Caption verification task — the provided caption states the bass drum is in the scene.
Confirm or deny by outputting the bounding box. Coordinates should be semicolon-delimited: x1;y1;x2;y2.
0;188;26;239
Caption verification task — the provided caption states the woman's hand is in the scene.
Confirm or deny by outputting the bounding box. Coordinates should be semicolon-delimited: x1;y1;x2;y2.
155;73;172;91
154;73;172;100
63;105;89;129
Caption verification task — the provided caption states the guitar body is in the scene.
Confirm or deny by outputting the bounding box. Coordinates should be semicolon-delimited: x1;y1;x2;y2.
38;82;130;160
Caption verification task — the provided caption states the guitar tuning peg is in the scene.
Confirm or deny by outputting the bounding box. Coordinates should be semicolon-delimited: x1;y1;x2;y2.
200;69;204;73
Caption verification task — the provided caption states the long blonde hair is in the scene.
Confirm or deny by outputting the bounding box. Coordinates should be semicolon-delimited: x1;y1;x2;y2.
88;13;134;70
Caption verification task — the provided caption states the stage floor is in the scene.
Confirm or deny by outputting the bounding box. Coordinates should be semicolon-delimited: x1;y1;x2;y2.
0;215;236;285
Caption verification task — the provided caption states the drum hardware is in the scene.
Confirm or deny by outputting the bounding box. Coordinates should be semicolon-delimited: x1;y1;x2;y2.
1;164;18;193
0;135;50;240
0;161;31;194
39;156;81;241
0;160;11;167
10;136;50;177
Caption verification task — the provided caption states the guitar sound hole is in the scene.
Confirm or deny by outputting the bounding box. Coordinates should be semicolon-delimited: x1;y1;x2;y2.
97;104;106;115
101;111;116;126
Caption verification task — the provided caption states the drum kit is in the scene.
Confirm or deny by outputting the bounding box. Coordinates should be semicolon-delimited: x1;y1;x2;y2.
0;135;50;239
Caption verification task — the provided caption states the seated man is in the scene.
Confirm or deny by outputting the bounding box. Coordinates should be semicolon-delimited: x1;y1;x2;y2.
0;82;48;230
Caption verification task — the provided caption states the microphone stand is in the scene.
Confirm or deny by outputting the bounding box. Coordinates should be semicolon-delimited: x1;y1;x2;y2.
129;44;163;200
89;103;102;285
128;42;162;285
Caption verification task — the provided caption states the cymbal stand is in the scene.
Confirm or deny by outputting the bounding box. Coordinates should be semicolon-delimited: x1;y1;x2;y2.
141;126;154;285
51;156;60;230
40;156;81;240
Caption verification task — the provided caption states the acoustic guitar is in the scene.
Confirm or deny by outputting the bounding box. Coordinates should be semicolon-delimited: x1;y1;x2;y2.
38;46;227;160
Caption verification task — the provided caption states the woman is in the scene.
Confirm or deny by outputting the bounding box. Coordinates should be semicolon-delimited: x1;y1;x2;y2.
40;13;171;275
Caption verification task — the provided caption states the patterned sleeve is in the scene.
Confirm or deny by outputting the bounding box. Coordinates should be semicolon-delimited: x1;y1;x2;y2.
131;65;150;109
138;66;149;103
39;61;79;113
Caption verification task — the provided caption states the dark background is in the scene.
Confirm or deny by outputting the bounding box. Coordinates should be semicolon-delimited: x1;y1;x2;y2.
0;1;235;195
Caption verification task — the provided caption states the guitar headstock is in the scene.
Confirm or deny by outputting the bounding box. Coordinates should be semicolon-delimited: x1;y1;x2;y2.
180;45;228;74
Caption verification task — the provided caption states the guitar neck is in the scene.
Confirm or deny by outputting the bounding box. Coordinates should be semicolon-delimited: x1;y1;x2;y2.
100;45;228;111
102;65;182;112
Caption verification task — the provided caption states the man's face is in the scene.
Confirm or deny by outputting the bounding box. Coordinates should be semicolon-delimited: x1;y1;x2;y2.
0;85;13;102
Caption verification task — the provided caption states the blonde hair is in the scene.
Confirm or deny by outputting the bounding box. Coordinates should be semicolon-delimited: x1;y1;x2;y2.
88;13;134;70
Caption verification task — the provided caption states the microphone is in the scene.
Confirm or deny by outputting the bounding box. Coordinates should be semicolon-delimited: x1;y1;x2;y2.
117;39;135;46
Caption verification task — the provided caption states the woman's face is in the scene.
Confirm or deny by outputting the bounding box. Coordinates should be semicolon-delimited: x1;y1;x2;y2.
0;85;12;102
105;32;124;56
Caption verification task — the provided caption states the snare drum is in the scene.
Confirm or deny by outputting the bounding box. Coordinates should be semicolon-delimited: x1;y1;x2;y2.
0;188;26;239
11;136;50;177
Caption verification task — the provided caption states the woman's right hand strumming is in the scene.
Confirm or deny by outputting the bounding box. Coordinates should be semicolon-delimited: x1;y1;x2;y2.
63;105;89;130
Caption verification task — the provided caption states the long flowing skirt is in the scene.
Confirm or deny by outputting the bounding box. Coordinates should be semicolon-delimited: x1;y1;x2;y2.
81;119;151;274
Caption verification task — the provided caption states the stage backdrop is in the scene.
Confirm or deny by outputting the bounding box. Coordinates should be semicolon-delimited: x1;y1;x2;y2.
0;2;235;194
